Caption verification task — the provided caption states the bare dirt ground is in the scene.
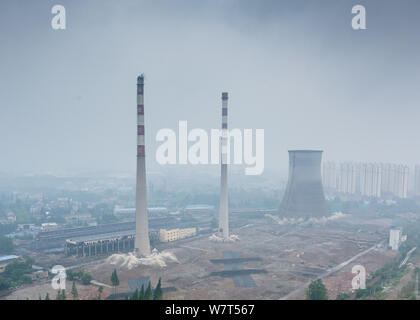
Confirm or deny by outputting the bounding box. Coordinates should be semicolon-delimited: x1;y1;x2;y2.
322;249;396;299
4;280;112;300
3;214;395;300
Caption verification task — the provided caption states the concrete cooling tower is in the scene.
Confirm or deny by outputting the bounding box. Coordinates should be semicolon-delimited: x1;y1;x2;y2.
278;150;329;218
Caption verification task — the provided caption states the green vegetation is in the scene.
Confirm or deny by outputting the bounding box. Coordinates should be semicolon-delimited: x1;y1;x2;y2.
139;284;144;299
336;292;352;300
81;273;93;285
110;269;119;295
56;289;67;300
110;269;119;288
66;269;92;285
352;257;410;300
0;277;11;291
127;279;163;300
0;223;17;236
98;285;103;299
0;235;14;254
144;282;152;300
398;280;416;299
350;218;420;300
306;279;328;300
0;256;33;289
153;278;163;300
71;281;78;299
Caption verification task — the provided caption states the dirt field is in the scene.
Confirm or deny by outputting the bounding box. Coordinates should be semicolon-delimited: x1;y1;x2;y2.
3;213;397;300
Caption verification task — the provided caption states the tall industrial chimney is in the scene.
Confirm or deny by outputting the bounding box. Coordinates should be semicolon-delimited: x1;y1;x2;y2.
135;74;151;256
279;150;329;218
219;92;229;239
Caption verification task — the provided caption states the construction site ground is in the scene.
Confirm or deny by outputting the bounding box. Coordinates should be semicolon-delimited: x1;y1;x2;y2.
3;213;412;300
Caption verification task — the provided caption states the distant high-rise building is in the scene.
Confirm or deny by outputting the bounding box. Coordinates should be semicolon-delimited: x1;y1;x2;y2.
359;163;381;198
381;163;409;198
324;161;408;199
322;161;337;190
338;162;357;194
414;165;420;197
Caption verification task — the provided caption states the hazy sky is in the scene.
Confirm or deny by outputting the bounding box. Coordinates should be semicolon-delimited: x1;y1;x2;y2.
1;0;420;176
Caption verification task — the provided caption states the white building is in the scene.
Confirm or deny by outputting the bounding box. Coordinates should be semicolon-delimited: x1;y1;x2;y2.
324;161;410;199
159;228;196;242
338;162;357;194
41;222;58;231
389;227;402;251
359;163;381;198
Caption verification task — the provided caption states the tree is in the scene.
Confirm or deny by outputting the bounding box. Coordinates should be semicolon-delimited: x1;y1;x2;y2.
71;281;78;299
153;278;163;300
336;292;351;300
110;269;119;294
56;289;66;300
144;282;153;300
132;288;139;300
0;278;11;291
139;285;145;300
306;279;328;300
98;286;103;300
81;273;92;285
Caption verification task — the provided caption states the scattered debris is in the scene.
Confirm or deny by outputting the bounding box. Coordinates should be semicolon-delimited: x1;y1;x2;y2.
209;234;240;242
106;248;179;269
265;212;347;226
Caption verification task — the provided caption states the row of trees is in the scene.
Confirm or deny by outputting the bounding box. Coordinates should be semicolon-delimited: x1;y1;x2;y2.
110;269;163;300
38;282;104;300
128;278;163;300
66;269;93;285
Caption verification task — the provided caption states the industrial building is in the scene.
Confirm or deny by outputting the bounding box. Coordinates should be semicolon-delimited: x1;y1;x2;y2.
279;150;329;218
159;228;197;242
64;230;161;257
65;231;136;256
34;217;182;251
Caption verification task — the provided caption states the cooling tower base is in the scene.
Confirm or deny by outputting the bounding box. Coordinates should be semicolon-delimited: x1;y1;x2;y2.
278;150;329;218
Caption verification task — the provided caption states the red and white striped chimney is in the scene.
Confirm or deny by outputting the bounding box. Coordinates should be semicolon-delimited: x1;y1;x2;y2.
135;74;151;256
219;92;229;239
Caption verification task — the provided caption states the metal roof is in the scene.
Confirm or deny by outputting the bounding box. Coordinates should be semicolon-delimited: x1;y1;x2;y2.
66;230;135;244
